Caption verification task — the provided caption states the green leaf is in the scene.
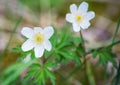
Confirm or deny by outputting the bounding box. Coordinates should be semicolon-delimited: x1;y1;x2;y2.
99;53;108;66
73;37;83;45
44;68;55;85
58;51;72;60
25;69;37;80
29;63;41;70
98;51;116;66
41;69;46;85
92;50;98;58
11;45;22;53
71;52;81;65
34;67;55;85
76;43;85;56
35;69;46;85
1;60;34;85
57;27;72;49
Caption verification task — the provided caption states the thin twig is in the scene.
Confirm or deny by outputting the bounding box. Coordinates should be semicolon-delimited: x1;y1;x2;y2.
84;40;120;57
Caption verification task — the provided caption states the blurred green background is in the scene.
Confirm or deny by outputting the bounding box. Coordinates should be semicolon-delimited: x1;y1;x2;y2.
0;0;120;85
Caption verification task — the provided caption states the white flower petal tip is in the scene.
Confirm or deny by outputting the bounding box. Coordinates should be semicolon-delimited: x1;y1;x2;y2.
34;46;44;58
66;13;73;23
44;26;54;39
66;2;95;32
72;24;81;32
21;27;34;38
86;11;95;20
23;53;31;63
21;39;35;51
78;2;88;13
70;4;77;13
44;40;52;51
21;26;54;58
34;27;43;33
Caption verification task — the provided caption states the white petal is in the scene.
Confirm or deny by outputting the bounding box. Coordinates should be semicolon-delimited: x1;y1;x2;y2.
34;45;44;58
21;27;34;38
80;21;90;29
44;40;52;51
21;39;35;51
70;4;77;13
72;23;81;32
23;53;31;63
34;27;43;33
66;13;73;23
44;26;54;39
78;2;88;13
86;11;95;20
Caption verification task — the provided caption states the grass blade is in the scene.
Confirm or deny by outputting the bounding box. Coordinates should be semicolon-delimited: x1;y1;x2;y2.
0;17;22;59
112;18;120;43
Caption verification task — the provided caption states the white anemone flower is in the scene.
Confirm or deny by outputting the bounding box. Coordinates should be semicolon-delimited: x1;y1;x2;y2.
66;2;95;32
21;26;54;58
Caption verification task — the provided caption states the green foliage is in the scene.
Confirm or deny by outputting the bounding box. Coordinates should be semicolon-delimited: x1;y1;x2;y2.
45;26;82;65
1;60;35;85
24;63;55;85
1;18;120;85
92;48;116;66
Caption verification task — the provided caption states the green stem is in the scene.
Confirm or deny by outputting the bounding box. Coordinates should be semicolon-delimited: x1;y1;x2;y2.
86;62;96;85
115;62;120;85
80;31;95;85
112;18;120;43
85;40;120;56
79;30;86;65
79;30;85;47
0;17;22;58
109;40;120;48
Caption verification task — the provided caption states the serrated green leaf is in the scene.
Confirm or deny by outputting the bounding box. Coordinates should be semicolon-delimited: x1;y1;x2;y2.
58;51;72;60
92;50;98;58
30;63;41;70
99;53;107;66
71;52;81;65
73;37;83;45
11;45;22;53
44;68;55;85
76;43;85;56
2;60;34;85
41;69;46;85
25;69;37;80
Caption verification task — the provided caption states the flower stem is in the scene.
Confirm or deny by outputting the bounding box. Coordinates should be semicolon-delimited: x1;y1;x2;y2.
112;18;120;43
79;30;95;85
79;30;86;63
86;62;96;85
115;62;120;85
79;30;85;48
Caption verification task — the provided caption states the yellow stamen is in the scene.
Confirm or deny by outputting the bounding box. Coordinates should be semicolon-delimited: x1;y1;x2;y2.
33;33;44;44
75;15;82;22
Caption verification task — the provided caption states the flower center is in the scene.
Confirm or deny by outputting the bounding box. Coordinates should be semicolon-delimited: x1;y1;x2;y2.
33;33;44;44
75;15;82;22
